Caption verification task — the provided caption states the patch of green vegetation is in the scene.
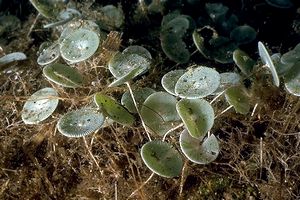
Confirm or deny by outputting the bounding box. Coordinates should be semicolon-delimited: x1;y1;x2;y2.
190;176;257;200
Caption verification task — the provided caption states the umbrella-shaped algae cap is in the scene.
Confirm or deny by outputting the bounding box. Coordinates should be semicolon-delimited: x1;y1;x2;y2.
233;49;255;76
141;140;183;178
94;93;134;126
43;63;85;88
175;66;220;99
176;98;214;139
161;69;185;96
225;85;250;115
180;129;219;164
108;52;150;79
57;108;105;138
141;92;181;136
21;87;59;124
0;52;26;69
37;42;60;66
60;28;100;63
258;41;280;87
284;62;300;96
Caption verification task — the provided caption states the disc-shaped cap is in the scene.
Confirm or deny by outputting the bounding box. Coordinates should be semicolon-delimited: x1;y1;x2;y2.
37;43;60;66
0;52;26;68
141;140;183;178
108;52;150;79
123;45;152;60
60;28;99;63
233;49;255;75
22;87;59;124
94;93;134;126
57;108;104;137
230;25;256;45
43;63;84;88
98;5;124;30
141;92;180;136
29;0;65;19
176;98;214;139
225;85;250;115
180;129;219;164
284;62;300;96
161;69;185;96
175;66;220;99
161;16;191;64
258;41;280;87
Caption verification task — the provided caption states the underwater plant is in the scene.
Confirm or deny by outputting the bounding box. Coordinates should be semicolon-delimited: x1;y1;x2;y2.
0;52;27;69
141;140;183;178
43;63;85;88
258;41;280;87
37;42;60;65
233;41;300;97
21;87;59;124
57;108;105;138
160;12;194;63
19;0;300;191
29;0;66;19
192;3;256;64
60;28;100;63
265;0;293;8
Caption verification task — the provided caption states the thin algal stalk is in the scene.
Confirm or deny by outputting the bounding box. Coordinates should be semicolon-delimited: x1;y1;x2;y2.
126;82;152;141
